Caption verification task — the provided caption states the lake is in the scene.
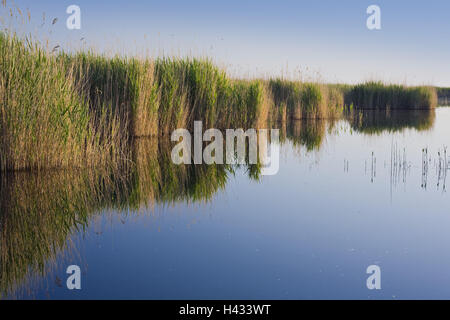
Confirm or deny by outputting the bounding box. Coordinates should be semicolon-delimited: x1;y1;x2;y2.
1;108;449;300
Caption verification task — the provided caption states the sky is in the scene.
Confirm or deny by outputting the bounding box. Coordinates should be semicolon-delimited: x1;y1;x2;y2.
2;0;450;86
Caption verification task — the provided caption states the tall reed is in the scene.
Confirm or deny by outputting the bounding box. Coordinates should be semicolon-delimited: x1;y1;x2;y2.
154;58;230;133
0;32;101;171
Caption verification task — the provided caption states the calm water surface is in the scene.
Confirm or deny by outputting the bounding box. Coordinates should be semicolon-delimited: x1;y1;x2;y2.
2;108;450;299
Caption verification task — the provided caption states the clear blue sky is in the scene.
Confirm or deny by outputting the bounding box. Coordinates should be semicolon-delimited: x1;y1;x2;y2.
3;0;450;86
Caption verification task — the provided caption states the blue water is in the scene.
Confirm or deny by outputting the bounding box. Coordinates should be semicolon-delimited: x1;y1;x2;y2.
3;108;450;300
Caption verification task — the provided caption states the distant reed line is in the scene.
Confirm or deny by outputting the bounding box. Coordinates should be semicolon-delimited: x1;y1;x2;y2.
0;32;439;171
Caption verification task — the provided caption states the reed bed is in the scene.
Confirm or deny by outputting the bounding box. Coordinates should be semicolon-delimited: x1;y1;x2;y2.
345;81;437;110
154;58;270;132
0;30;439;172
0;31;275;171
268;79;345;122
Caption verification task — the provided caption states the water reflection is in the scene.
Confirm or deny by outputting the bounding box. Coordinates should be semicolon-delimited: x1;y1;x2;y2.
0;108;446;299
347;109;435;134
283;119;327;151
0;138;236;298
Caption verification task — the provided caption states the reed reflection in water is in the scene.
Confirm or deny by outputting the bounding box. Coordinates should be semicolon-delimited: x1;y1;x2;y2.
0;108;440;299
